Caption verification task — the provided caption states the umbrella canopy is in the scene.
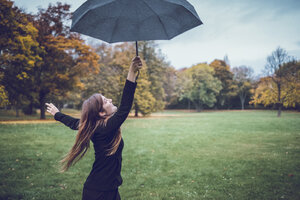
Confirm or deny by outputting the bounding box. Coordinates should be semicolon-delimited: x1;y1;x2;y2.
70;0;202;43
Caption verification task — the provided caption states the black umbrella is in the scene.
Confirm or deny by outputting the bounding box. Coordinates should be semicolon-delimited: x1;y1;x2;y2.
70;0;203;56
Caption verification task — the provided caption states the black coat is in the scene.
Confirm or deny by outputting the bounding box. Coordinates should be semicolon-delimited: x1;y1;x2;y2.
54;80;137;191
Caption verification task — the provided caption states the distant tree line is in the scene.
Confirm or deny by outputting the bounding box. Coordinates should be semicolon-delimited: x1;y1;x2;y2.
1;0;299;118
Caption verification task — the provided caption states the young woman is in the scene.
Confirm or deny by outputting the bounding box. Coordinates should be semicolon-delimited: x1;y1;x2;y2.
46;56;142;200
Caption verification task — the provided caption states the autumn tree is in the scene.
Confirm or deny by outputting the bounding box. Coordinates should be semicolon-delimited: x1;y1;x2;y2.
232;65;254;110
251;60;300;113
280;61;300;108
0;0;42;116
133;64;156;116
79;43;116;106
81;42;155;116
253;47;294;117
139;41;169;112
178;63;222;111
210;59;236;109
31;3;99;119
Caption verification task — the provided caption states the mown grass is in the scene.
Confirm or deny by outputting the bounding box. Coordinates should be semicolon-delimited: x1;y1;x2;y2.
0;109;80;121
0;110;299;200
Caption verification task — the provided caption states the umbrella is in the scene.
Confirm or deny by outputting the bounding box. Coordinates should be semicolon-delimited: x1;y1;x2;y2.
70;0;203;56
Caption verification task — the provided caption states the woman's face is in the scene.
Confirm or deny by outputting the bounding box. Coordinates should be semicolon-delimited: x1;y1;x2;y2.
101;95;117;116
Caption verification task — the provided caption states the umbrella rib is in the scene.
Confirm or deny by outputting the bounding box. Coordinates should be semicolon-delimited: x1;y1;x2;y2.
164;0;201;21
140;0;170;39
110;3;125;43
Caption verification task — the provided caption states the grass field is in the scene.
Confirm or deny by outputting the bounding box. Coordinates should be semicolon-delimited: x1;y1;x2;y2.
0;110;299;200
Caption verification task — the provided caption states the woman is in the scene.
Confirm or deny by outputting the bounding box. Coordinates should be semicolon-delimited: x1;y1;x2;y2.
46;56;142;200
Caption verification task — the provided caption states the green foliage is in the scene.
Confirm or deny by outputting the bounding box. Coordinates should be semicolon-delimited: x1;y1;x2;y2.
232;65;254;110
210;59;236;108
134;70;156;116
178;63;222;111
81;42;161;116
162;67;178;107
139;41;169;111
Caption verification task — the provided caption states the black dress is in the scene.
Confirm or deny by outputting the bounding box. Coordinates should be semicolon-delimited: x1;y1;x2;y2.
54;80;137;200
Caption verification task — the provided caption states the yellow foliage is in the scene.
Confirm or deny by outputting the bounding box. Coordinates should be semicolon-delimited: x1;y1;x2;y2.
250;73;300;108
16;72;28;80
0;85;9;106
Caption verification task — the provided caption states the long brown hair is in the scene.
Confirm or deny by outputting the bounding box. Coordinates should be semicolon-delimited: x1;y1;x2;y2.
59;93;122;172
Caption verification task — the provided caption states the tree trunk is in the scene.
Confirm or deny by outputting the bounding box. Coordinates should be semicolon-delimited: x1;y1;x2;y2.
134;102;138;117
15;105;19;117
277;103;282;117
277;83;281;117
28;102;34;115
195;102;202;112
239;93;246;110
39;92;46;119
241;98;245;110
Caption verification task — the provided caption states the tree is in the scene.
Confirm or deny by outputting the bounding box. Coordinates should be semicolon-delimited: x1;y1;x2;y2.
139;41;169;112
232;65;254;110
31;3;99;119
259;47;294;117
162;66;178;107
133;66;156;116
280;61;300;108
209;59;236;109
81;42;155;116
224;54;230;66
251;60;300;112
178;63;222;111
0;0;42;116
111;43;156;116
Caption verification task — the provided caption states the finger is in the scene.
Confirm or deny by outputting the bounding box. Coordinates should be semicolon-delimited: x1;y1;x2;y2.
133;56;140;61
133;60;142;65
45;103;50;106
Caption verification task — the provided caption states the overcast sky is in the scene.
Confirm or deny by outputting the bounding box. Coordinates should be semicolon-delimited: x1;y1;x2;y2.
13;0;300;76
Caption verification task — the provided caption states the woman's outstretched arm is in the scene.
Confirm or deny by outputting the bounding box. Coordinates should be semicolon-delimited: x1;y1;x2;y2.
46;103;79;130
102;56;142;133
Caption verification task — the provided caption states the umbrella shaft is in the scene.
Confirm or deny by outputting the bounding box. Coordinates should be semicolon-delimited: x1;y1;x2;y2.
135;41;138;56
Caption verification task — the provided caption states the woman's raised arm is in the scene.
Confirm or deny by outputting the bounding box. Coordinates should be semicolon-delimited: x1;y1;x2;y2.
102;56;142;133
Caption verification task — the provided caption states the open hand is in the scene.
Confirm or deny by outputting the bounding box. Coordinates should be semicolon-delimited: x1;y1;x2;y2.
45;103;59;116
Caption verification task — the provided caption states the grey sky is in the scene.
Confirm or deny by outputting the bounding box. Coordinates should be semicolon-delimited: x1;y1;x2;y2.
13;0;300;75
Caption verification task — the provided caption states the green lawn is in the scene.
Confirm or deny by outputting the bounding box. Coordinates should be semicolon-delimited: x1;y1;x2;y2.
0;110;299;200
0;108;79;121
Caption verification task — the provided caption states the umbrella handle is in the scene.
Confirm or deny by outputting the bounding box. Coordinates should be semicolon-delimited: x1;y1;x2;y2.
135;41;140;81
135;41;138;56
136;70;140;80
